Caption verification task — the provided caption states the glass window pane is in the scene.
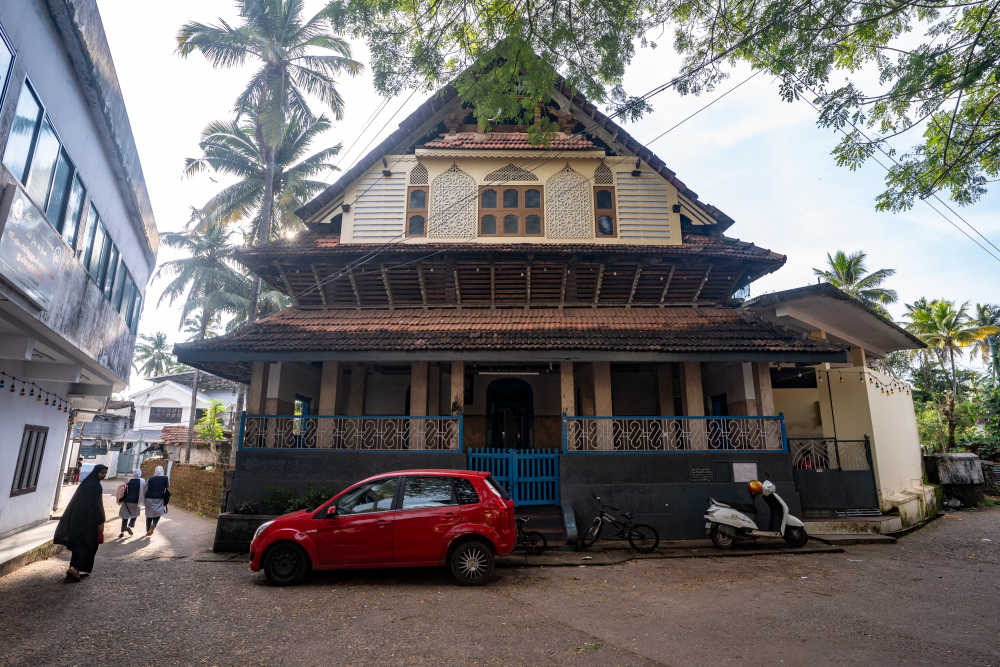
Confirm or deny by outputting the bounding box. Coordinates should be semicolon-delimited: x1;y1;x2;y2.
104;245;119;298
61;176;85;248
596;189;614;210
408;215;425;236
503;214;519;235
26;118;60;207
481;215;496;235
525;215;541;235
454;478;479;505
0;36;12;106
113;264;128;309
598;215;615;236
401;477;453;510
81;206;99;268
338;478;398;514
3;83;42;183
124;281;138;326
481;189;497;208
130;293;142;333
525;189;541;208
409;189;426;209
117;273;134;316
45;150;74;229
503;188;519;208
26;432;46;489
89;223;107;281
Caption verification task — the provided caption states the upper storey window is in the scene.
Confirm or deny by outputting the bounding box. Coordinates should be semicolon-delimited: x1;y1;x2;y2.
406;186;427;237
2;80;87;248
480;186;543;237
595;187;617;237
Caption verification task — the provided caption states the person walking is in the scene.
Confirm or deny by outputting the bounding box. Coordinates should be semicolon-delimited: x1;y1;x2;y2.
72;456;83;484
53;464;107;582
117;468;145;538
143;466;169;537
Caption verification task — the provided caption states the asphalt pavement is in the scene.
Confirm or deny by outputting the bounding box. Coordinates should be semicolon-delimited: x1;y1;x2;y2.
0;482;997;667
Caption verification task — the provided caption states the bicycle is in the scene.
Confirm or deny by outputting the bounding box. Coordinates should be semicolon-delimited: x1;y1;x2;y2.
515;517;547;555
579;493;660;553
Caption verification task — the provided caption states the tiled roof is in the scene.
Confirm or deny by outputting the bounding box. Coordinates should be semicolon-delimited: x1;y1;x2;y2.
422;132;597;150
175;307;845;356
237;232;785;264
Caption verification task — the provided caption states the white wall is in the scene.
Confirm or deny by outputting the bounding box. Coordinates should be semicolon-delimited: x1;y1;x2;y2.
0;361;73;536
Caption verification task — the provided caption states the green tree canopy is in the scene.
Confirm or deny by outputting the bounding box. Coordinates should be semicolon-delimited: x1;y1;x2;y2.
329;0;1000;207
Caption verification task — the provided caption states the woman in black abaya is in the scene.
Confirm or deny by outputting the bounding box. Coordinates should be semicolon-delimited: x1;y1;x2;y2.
54;464;107;581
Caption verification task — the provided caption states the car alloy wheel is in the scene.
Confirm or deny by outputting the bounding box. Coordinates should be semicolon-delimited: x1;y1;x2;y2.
459;547;488;579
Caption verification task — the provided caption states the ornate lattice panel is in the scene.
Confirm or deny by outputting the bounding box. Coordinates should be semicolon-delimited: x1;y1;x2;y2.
593;163;614;185
544;164;594;239
428;163;477;239
409;162;428;185
483;163;539;182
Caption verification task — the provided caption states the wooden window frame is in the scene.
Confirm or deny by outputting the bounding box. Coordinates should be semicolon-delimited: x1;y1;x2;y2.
594;186;618;238
10;425;48;497
478;185;544;237
149;407;183;423
405;186;428;238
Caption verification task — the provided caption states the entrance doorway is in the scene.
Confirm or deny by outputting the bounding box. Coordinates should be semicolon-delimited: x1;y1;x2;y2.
486;379;534;449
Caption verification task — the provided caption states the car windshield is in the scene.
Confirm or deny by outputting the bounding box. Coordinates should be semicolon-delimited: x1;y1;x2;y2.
484;475;510;500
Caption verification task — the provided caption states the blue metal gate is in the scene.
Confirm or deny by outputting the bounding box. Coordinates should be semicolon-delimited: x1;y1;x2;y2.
467;448;560;506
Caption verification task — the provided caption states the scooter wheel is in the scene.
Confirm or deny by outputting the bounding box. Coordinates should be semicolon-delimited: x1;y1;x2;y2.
710;524;735;550
783;526;809;548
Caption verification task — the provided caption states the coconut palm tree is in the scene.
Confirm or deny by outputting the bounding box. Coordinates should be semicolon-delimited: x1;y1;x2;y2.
132;332;180;378
905;299;1000;451
184;111;341;241
177;0;362;321
813;250;898;315
971;303;1000;380
182;311;223;341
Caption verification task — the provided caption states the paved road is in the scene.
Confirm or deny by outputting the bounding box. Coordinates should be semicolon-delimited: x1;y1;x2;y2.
1;485;997;666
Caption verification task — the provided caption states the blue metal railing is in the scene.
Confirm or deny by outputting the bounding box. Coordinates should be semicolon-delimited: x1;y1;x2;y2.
238;413;464;452
562;414;788;452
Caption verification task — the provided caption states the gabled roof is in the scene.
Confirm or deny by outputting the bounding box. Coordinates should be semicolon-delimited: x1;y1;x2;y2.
295;77;735;233
422;132;597;150
741;283;925;357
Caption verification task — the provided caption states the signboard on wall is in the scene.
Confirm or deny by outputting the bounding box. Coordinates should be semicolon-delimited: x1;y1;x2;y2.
0;184;63;310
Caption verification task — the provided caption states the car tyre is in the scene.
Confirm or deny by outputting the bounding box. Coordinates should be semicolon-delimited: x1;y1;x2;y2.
450;540;494;586
263;542;310;587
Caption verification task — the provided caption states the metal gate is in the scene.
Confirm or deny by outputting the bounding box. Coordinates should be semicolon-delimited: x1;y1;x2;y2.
790;437;880;515
467;448;560;506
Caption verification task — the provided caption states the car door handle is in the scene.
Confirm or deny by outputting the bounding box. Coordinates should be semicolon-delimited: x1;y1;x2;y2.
376;520;390;527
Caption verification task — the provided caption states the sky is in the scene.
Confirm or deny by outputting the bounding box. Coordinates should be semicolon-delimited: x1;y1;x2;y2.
95;0;1000;395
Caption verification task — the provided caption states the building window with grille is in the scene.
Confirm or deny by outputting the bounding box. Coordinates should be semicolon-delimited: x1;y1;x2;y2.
406;187;427;237
594;187;617;237
10;425;47;497
479;186;543;237
149;407;183;423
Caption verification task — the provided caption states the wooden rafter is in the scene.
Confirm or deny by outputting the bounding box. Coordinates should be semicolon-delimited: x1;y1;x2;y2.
692;265;713;305
275;262;299;307
380;263;395;311
452;263;462;310
659;265;676;307
417;263;429;309
347;267;362;309
559;263;569;309
490;262;496;309
626;266;643;307
724;269;746;299
592;263;605;307
310;264;328;308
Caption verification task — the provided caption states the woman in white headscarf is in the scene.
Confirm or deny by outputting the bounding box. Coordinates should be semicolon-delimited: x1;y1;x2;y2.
117;468;145;538
143;466;170;537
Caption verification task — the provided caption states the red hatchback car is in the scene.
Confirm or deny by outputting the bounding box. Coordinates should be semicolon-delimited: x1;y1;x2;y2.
249;470;517;586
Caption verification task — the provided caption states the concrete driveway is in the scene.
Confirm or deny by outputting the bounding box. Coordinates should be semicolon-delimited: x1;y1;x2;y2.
0;484;996;666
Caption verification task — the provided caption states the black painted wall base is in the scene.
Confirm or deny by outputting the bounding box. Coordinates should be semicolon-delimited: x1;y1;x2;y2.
561;451;801;541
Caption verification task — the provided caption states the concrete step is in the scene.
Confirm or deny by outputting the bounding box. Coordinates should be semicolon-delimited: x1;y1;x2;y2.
811;534;897;545
804;515;902;535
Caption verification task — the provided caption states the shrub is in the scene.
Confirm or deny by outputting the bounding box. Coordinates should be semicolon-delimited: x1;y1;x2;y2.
261;484;334;515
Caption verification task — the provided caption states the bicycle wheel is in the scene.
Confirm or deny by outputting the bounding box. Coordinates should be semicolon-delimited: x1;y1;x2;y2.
522;531;547;556
580;520;603;549
627;523;660;553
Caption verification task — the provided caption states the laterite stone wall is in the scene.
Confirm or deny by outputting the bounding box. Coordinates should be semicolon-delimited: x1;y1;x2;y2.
141;458;232;516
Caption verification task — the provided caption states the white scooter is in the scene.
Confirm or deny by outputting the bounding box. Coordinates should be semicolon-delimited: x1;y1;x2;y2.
704;479;809;550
